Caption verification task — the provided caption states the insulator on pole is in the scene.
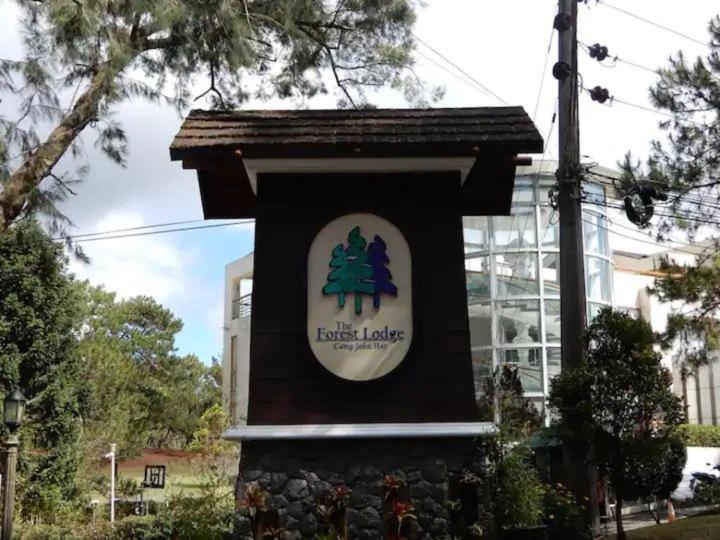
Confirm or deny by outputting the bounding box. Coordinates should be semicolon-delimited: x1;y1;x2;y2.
588;43;609;61
589;86;610;104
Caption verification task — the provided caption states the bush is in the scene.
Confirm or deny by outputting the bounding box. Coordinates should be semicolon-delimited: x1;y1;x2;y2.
677;424;720;447
110;516;171;540
495;445;545;530
163;495;235;539
16;522;109;540
543;483;590;540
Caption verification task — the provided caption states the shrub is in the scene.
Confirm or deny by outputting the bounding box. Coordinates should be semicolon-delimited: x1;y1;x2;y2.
110;515;171;540
677;424;720;447
495;445;545;530
543;483;590;540
164;495;235;539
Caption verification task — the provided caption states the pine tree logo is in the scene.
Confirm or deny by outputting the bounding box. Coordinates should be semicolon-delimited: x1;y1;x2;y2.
322;226;398;314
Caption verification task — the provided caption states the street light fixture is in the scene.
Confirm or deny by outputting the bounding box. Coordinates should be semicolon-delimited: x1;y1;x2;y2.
2;388;26;540
3;389;26;432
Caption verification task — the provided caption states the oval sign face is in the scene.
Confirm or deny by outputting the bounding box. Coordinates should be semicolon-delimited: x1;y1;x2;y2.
307;213;413;381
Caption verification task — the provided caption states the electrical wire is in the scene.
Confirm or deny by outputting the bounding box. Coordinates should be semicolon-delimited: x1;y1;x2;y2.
414;49;501;100
596;1;708;47
532;26;555;122
411;32;509;105
54;218;237;241
58;219;255;244
578;40;659;75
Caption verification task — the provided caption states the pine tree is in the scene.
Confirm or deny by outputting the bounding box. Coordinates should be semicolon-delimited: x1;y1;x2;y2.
615;16;720;369
367;234;398;309
0;0;437;235
323;227;373;314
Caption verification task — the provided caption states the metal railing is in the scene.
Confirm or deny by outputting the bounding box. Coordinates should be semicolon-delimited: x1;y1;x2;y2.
231;294;252;319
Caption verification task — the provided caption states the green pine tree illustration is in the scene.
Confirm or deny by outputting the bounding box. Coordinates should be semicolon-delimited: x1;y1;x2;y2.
323;227;374;314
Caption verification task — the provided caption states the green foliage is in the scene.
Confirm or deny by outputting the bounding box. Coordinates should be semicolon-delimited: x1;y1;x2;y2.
161;495;235;540
479;365;542;444
676;423;720;447
1;0;434;233
693;482;720;506
0;220;89;521
543;483;590;540
549;308;685;537
616;17;720;364
78;284;222;460
495;445;545;530
110;515;172;540
621;435;686;502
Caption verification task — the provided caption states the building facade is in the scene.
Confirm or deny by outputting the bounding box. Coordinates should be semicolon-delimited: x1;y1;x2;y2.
223;164;720;426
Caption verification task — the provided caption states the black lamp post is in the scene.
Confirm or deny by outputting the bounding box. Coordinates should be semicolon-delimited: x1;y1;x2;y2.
3;389;26;540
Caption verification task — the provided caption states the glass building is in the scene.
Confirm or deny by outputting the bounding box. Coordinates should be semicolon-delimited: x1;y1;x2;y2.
464;172;611;413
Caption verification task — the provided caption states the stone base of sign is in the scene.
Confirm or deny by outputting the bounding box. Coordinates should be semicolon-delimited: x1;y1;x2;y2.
234;437;488;539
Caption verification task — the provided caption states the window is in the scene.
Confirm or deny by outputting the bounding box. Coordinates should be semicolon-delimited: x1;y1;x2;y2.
497;300;541;345
462;173;611;408
499;348;543;393
586;256;612;303
463;217;490;252
494;206;537;249
468;302;492;348
495;253;540;297
541;254;560;297
539;206;559;248
547;348;561;388
472;349;493;396
583;212;609;256
466;256;491;303
545;300;561;343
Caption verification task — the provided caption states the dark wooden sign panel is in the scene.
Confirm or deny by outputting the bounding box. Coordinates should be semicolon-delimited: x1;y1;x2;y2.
248;172;480;425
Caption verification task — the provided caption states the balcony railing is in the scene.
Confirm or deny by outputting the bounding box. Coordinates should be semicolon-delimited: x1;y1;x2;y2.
231;293;252;319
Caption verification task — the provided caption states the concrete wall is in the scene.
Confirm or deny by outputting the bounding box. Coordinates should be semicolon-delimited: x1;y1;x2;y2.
223;253;253;426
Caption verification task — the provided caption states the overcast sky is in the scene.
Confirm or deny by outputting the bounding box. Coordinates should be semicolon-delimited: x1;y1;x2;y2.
1;0;717;361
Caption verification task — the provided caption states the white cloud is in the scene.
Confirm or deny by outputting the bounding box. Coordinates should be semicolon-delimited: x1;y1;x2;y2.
68;211;195;303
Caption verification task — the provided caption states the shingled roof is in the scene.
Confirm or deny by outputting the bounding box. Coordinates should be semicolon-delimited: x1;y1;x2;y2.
169;107;543;160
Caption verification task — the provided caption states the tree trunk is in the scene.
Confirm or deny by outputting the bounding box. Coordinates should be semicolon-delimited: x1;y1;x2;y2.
681;372;689;421
615;495;624;540
0;64;118;231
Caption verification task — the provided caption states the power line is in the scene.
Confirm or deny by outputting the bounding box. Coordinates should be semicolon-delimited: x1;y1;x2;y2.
581;85;707;127
578;41;659;75
583;216;703;257
411;32;509;105
414;49;499;99
596;1;708;47
58;219;255;244
55;218;219;240
533;26;555;122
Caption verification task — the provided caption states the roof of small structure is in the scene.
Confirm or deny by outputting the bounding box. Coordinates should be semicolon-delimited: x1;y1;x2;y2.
169;107;543;160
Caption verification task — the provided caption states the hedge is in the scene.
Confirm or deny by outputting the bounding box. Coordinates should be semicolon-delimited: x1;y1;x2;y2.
676;424;720;447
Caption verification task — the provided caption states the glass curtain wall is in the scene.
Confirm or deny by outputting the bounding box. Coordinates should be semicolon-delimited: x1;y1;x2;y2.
464;175;611;413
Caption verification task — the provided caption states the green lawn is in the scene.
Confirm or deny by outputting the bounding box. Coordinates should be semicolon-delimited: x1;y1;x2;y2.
608;514;720;539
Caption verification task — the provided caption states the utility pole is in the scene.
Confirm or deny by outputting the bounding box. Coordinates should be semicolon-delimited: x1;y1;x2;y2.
106;443;117;523
554;0;599;532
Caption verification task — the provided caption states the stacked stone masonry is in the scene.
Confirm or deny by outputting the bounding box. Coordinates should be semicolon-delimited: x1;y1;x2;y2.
235;438;487;539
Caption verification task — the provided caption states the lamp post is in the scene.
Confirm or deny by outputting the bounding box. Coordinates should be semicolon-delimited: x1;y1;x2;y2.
3;389;26;540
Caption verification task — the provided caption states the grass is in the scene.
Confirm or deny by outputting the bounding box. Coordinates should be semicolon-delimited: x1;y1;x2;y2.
608;514;720;539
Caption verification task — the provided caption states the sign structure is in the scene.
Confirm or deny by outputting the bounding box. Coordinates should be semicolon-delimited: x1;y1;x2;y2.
142;465;166;489
308;213;412;381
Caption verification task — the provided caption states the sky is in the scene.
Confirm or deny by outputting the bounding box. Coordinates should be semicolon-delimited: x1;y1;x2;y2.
1;0;718;361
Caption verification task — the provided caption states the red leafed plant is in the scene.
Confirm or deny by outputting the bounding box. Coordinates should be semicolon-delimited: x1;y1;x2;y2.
383;475;402;499
238;482;268;517
386;501;417;540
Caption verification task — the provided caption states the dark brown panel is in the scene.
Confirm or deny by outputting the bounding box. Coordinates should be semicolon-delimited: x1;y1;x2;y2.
246;172;479;425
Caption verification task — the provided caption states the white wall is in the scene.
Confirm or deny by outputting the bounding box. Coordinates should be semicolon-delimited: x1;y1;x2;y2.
672;446;720;501
222;253;253;426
